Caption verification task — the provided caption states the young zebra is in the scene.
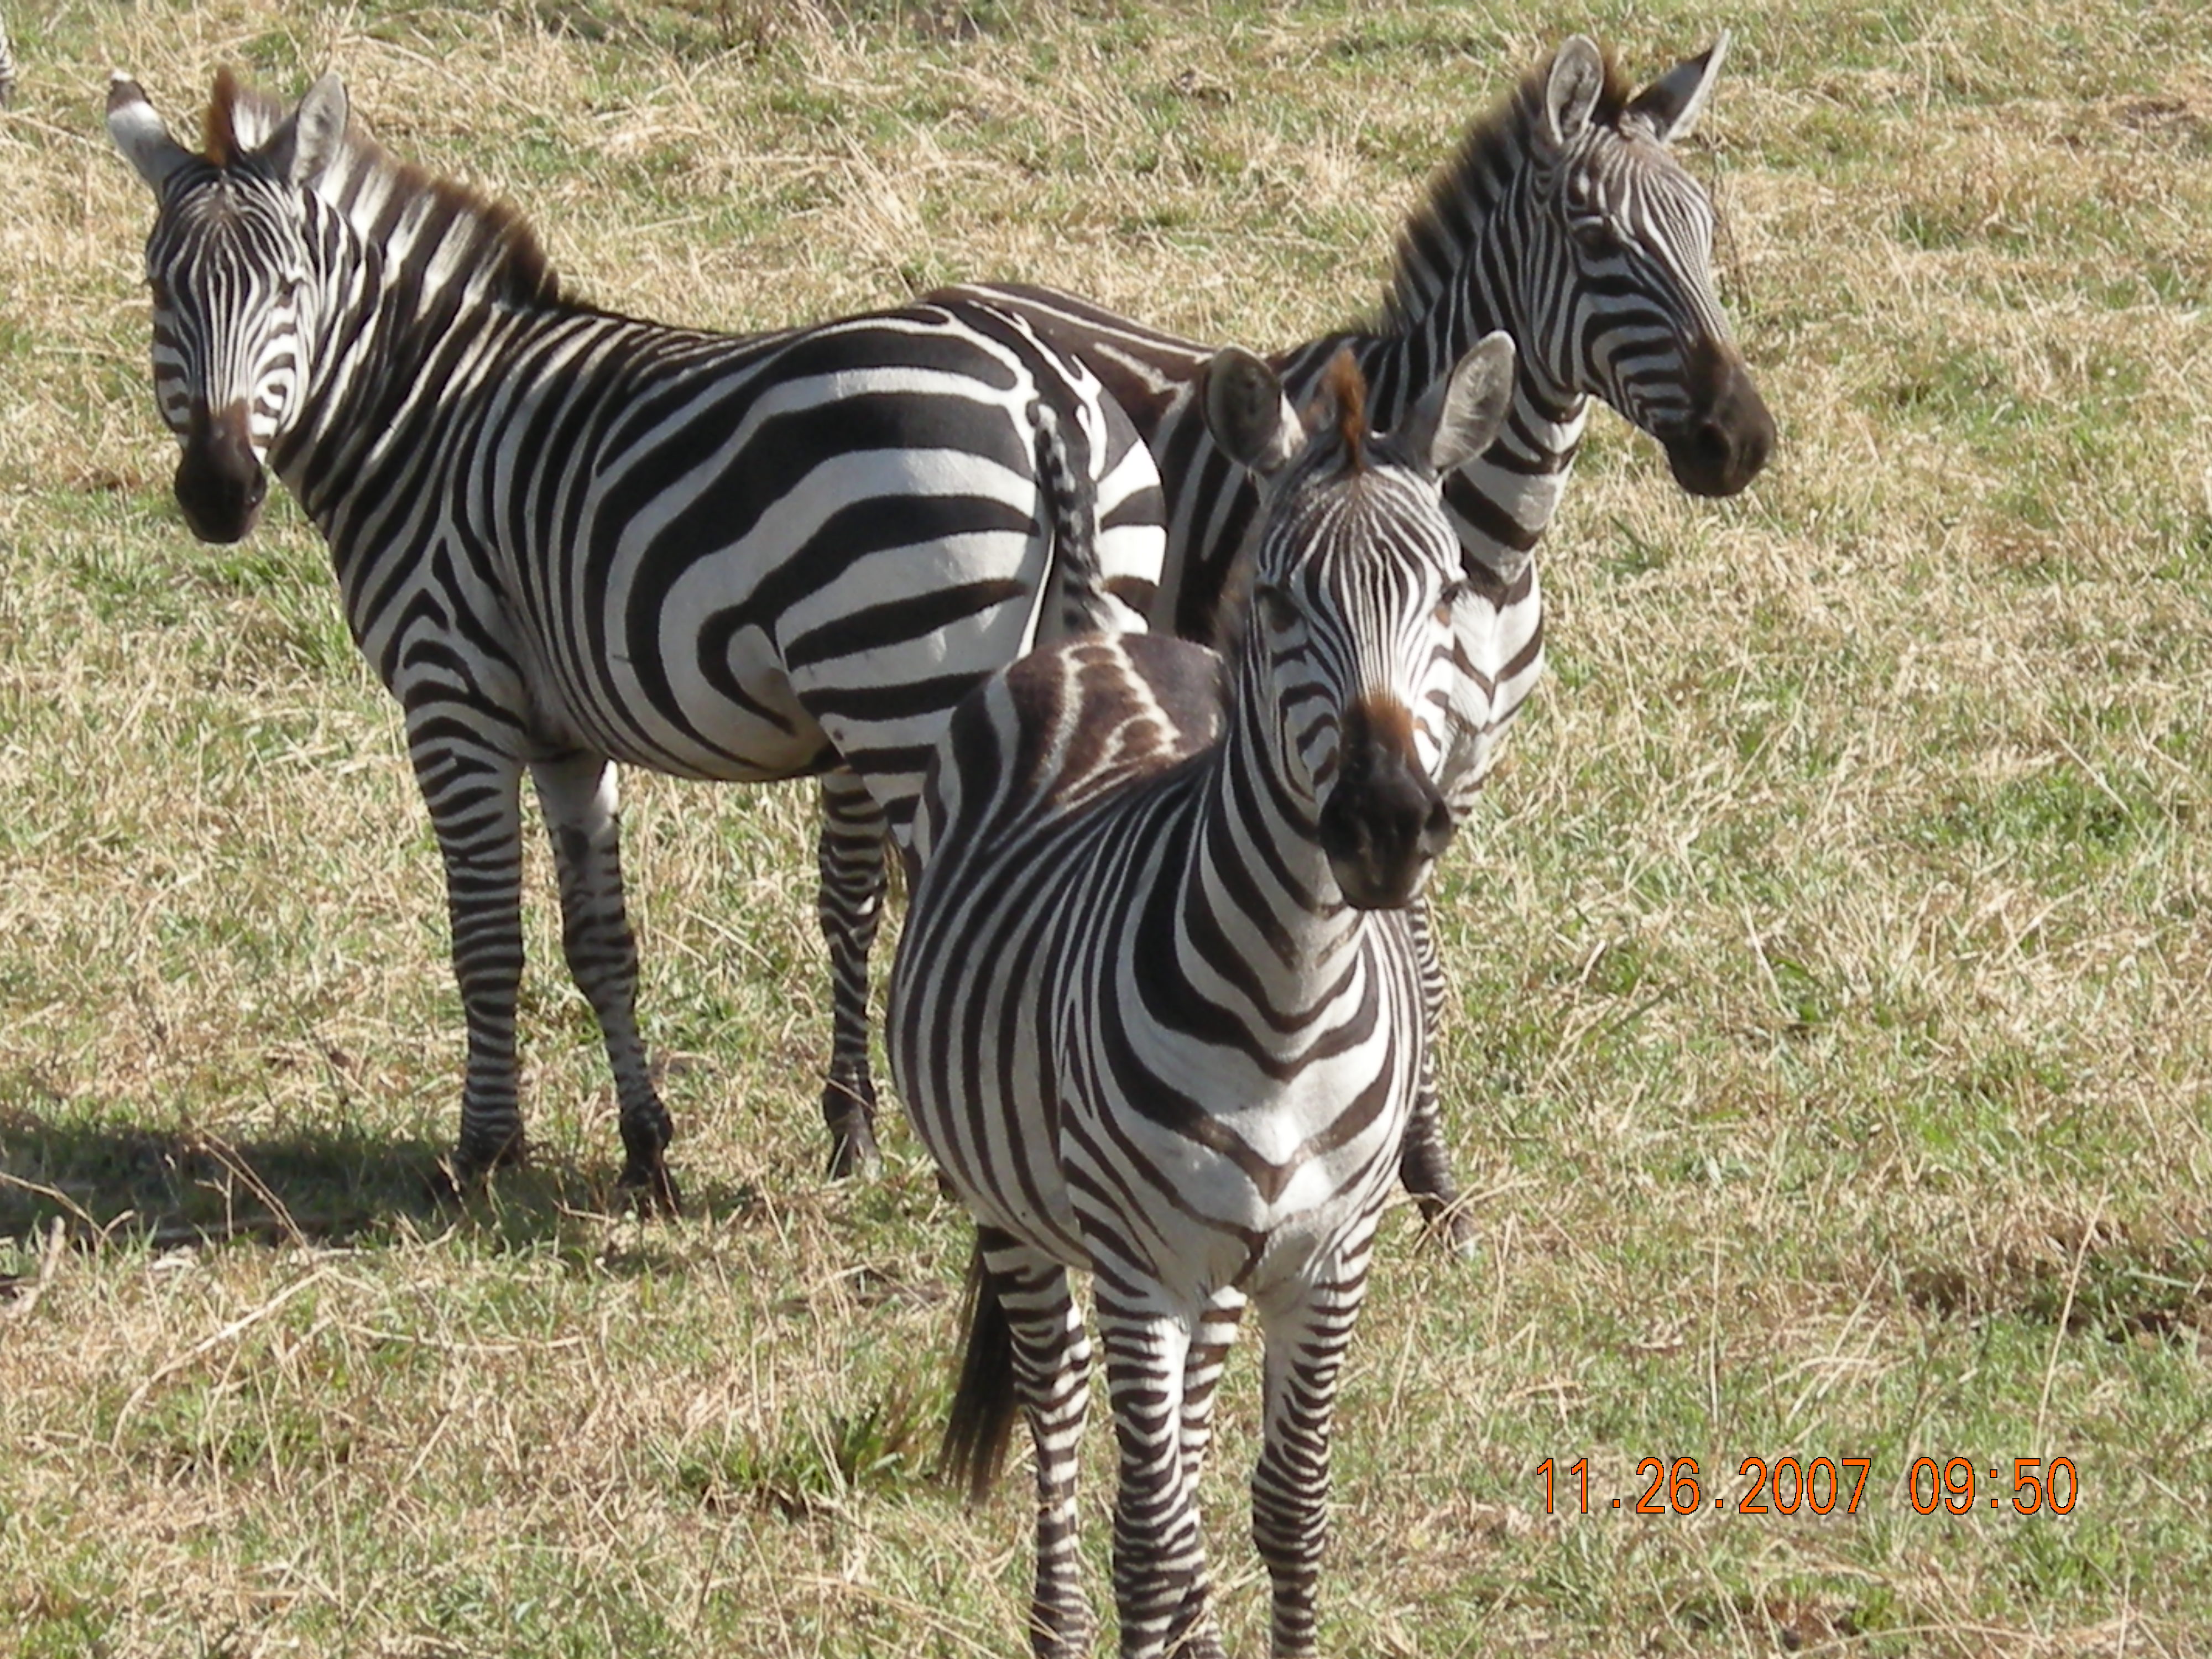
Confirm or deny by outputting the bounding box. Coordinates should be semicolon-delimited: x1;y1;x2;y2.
887;336;1516;1659
105;69;1166;1206
937;34;1773;1245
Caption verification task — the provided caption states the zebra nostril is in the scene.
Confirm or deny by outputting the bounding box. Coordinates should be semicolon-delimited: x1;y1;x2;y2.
1422;793;1453;851
1693;419;1732;468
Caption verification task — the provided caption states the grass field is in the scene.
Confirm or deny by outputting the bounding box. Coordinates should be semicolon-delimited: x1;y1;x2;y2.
5;1;2212;1653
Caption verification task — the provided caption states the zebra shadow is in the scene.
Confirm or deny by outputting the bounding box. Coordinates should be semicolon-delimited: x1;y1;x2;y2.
0;1105;760;1261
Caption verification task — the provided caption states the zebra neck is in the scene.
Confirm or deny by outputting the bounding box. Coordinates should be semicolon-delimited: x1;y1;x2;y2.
1361;191;1591;583
268;205;570;541
267;208;430;518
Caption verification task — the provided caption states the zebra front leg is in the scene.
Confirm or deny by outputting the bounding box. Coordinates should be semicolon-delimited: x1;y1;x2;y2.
412;728;529;1195
816;769;888;1178
1251;1237;1376;1659
963;1232;1097;1659
533;751;678;1213
1397;894;1478;1256
1178;1288;1246;1489
1098;1294;1222;1659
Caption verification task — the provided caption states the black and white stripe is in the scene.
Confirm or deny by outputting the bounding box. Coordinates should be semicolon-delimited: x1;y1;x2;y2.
888;340;1515;1658
106;69;1165;1204
937;34;1773;1244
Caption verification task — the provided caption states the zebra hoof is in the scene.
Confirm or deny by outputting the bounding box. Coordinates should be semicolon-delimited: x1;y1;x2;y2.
433;1135;526;1204
824;1118;883;1182
821;1075;883;1181
1431;1206;1481;1261
618;1157;683;1217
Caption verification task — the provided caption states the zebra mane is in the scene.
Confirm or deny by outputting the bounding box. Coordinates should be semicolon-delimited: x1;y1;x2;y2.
203;66;244;165
1319;348;1368;473
1372;44;1634;337
213;70;570;312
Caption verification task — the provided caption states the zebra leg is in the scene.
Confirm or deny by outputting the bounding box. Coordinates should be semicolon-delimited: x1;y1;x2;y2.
1178;1288;1246;1488
816;769;886;1178
1397;894;1478;1256
531;751;678;1214
979;1233;1097;1659
1251;1237;1376;1659
412;730;530;1193
1097;1293;1222;1659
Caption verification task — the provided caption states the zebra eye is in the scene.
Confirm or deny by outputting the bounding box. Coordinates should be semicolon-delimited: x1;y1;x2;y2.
1569;214;1621;258
1252;581;1302;633
1437;578;1468;615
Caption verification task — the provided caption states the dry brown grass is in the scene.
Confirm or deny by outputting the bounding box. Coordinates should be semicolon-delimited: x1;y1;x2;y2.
4;2;2212;1655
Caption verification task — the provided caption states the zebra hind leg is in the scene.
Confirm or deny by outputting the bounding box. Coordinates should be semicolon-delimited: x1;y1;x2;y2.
533;752;679;1214
414;732;531;1198
943;1229;1096;1658
816;770;887;1178
1397;894;1478;1256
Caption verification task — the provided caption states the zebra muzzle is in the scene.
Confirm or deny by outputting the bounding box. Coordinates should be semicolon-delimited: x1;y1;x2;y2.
174;400;267;544
1318;700;1454;911
1660;341;1773;499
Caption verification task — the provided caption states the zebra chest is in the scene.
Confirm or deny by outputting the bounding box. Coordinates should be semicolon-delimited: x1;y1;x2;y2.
1059;1014;1416;1297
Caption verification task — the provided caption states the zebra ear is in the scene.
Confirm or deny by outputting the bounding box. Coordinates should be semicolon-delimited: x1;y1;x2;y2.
1400;331;1516;477
1625;32;1729;144
1203;347;1302;477
262;71;348;189
1543;36;1608;148
106;73;192;191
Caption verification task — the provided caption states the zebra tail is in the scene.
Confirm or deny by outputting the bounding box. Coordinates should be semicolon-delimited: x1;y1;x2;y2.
939;1229;1019;1504
1034;401;1112;637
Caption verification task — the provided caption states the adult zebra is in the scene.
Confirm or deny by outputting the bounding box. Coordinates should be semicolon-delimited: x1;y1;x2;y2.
888;338;1517;1659
937;33;1773;1244
105;69;1165;1206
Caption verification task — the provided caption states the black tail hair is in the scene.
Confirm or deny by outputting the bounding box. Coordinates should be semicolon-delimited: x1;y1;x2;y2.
1033;400;1112;638
939;1229;1021;1504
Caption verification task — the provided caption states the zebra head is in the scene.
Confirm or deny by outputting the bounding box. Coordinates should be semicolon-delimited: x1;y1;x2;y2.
1510;34;1772;497
1208;335;1516;910
106;69;349;544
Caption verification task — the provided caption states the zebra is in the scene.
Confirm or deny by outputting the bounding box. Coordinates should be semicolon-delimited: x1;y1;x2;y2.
887;335;1517;1659
105;67;1167;1207
0;14;16;109
935;33;1772;1249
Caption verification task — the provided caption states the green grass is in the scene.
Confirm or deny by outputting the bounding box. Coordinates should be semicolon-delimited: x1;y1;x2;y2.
4;1;2212;1655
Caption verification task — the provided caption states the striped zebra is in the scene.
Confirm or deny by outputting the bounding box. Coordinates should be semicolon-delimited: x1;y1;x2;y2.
0;15;16;109
887;337;1516;1659
937;33;1773;1245
105;68;1165;1207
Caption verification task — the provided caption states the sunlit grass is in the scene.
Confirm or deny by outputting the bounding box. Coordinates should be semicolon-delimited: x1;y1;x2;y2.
4;2;2210;1654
